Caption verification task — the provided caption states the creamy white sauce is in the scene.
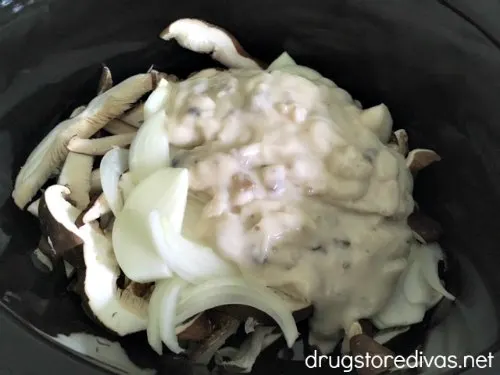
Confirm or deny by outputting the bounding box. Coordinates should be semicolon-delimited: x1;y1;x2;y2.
163;68;415;352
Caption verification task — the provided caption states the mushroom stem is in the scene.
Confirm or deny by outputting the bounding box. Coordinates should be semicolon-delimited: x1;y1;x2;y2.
160;18;262;69
12;73;153;209
120;103;144;128
104;119;138;135
58;152;94;209
67;133;136;156
70;106;86;118
82;193;111;224
90;169;102;193
97;65;113;95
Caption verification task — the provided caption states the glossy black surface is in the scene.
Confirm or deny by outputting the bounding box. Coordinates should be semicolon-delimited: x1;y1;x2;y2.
1;0;500;374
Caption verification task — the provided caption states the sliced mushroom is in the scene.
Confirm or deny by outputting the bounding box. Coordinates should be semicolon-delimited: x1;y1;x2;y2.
160;18;262;69
407;211;442;243
77;193;111;225
104;119;138;135
99;212;115;232
350;334;395;375
341;321;363;354
388;129;409;156
187;313;240;365
215;300;312;326
79;222;148;336
120;103;144;128
58;152;94;209
406;148;441;174
37;235;57;262
70;105;87;118
90;169;102;193
97;65;113;95
214;326;282;373
12;73;154;209
177;312;215;342
147;66;174;88
67;133;136;156
31;247;54;272
38;185;83;255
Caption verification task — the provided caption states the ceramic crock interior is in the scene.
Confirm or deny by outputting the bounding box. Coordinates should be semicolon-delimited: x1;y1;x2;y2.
0;1;499;374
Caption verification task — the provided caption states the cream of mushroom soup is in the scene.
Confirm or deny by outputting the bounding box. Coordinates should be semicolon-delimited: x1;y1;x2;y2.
164;67;415;352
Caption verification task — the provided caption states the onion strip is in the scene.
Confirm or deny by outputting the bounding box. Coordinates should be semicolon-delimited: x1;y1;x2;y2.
174;277;299;347
129;111;170;184
144;79;172;120
112;208;172;283
100;148;129;215
147;282;165;355
158;278;187;354
124;168;188;233
420;244;455;301
148;210;238;284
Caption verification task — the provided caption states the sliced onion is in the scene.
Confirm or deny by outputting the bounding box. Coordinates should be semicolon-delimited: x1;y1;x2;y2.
143;79;172;120
147;282;165;355
181;193;208;241
174;277;299;347
403;259;431;304
420;244;455;301
372;283;427;329
124;168;188;233
112;208;171;283
129;111;170;184
100;148;129;215
149;211;239;284
158;278;187;354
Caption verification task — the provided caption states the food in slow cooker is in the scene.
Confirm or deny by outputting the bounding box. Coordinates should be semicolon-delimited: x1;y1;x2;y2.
15;18;454;373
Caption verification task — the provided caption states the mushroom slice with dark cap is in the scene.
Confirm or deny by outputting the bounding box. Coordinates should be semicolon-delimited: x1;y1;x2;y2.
350;333;395;375
341;321;364;354
388;129;409;156
215;295;313;326
38;185;84;255
76;193;111;225
12;73;154;209
187;312;241;365
406;148;441;175
214;326;282;373
97;65;113;95
407;211;443;244
79;222;148;335
160;19;263;69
